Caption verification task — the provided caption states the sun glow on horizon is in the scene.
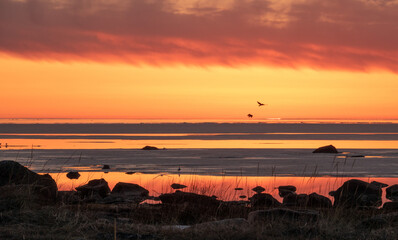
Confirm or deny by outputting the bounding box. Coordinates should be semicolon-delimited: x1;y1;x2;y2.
1;56;398;120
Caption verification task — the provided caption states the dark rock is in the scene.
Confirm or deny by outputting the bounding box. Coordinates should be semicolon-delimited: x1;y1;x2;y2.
66;171;81;180
312;145;338;153
370;181;388;188
76;178;110;198
383;201;398;210
102;165;110;170
125;172;135;175
111;182;149;197
307;193;332;208
159;191;220;207
386;184;398;201
0;160;57;201
283;193;332;208
239;195;247;199
350;155;365;158
234;187;243;191
252;186;265;193
249;193;281;208
0;185;56;210
171;183;187;190
142;146;159;150
278;185;297;197
329;179;382;207
283;193;308;207
248;208;319;224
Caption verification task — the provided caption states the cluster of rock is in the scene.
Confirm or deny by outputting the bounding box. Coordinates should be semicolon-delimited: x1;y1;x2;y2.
1;160;397;215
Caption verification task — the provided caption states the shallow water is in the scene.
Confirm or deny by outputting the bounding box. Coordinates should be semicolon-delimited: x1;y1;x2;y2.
50;172;396;203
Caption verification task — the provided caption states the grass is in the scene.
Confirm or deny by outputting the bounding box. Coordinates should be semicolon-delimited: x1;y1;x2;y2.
1;149;397;239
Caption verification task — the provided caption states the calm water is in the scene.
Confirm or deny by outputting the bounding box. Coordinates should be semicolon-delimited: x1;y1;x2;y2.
1;119;398;178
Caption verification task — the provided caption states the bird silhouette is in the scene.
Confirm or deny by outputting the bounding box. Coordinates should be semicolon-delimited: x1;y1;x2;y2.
257;101;267;107
247;114;253;118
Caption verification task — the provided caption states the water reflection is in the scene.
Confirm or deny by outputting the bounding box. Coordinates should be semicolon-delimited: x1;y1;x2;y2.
50;172;397;203
2;138;398;149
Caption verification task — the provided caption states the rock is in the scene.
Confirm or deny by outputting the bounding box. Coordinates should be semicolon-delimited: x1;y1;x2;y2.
0;160;57;201
66;171;81;180
125;172;135;175
370;181;388;188
249;193;281;208
111;182;149;197
252;186;265;193
171;183;187;190
383;201;398;210
102;165;110;170
76;178;110;198
283;193;309;207
239;195;247;199
386;184;398;201
312;145;338;153
350;155;365;158
278;185;297;197
329;179;382;207
248;208;319;224
159;191;220;207
234;187;243;191
307;193;332;208
142;146;159;150
0;185;56;210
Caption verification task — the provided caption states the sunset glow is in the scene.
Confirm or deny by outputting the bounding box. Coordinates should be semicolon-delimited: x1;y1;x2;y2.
1;0;398;120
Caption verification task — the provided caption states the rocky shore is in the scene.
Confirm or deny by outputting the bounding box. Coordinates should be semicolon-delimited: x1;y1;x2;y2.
0;160;397;240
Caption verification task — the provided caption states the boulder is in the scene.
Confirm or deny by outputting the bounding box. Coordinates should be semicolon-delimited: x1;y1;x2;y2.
312;145;338;153
282;192;339;208
307;193;332;208
159;191;220;207
248;208;319;224
76;178;110;198
386;184;398;201
329;179;382;207
102;165;110;170
278;185;297;197
111;182;149;197
0;160;57;201
142;146;159;150
171;183;187;190
66;171;81;180
383;201;398;210
249;193;281;208
252;186;265;193
370;181;388;188
283;193;309;207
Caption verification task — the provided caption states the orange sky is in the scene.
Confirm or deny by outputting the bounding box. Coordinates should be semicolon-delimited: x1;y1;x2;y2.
1;0;398;120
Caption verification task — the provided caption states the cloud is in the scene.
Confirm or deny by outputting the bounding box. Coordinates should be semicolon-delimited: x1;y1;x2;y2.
1;0;398;71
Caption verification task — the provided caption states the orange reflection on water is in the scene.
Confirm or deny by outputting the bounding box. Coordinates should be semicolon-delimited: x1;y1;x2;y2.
3;138;398;149
50;172;397;202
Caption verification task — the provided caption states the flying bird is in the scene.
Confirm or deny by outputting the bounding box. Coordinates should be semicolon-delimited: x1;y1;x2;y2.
257;101;267;107
247;114;253;118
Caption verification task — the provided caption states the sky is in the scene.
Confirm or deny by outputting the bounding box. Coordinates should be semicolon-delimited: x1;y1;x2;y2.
1;0;398;120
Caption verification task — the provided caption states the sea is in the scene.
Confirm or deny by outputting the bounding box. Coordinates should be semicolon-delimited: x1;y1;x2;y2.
1;118;397;201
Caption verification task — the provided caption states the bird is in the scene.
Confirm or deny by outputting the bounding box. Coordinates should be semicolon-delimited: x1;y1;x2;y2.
257;101;267;107
247;114;253;118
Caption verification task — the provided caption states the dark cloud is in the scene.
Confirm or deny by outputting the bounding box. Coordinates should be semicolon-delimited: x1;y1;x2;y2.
1;0;398;71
